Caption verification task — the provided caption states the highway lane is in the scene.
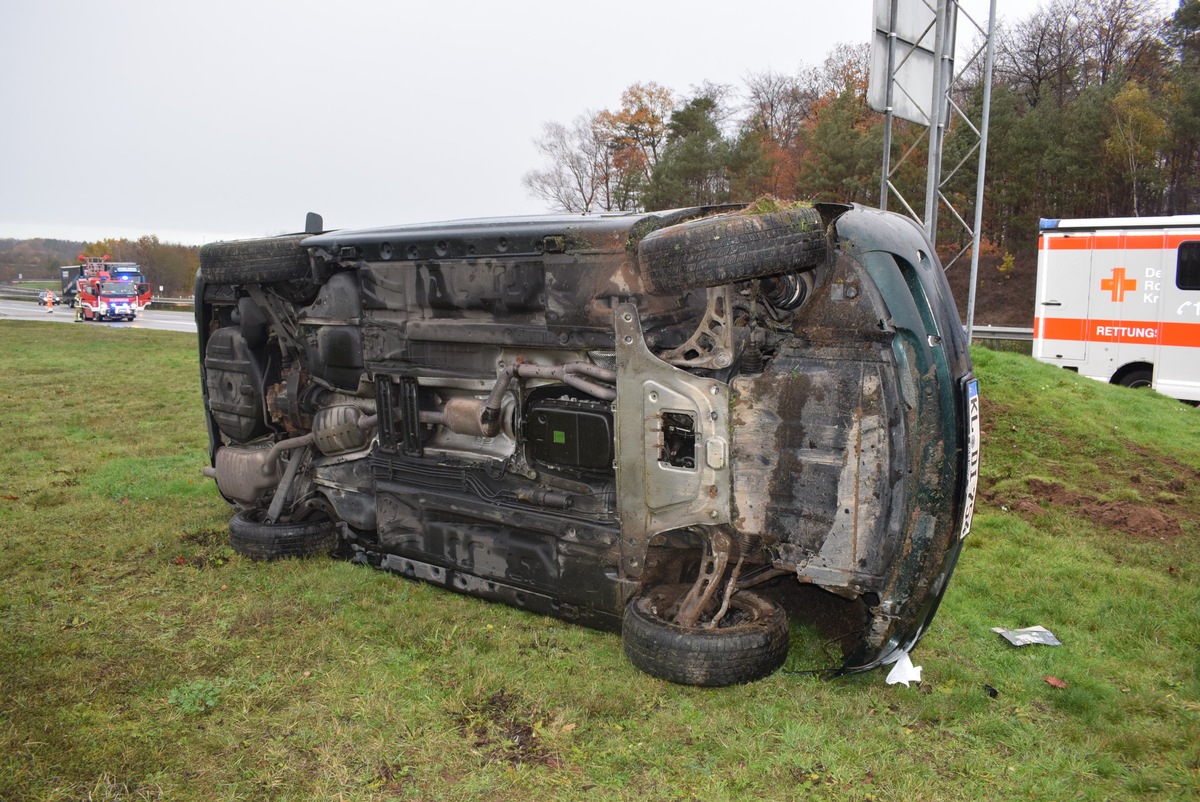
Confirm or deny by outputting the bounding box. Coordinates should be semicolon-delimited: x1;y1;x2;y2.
0;299;197;334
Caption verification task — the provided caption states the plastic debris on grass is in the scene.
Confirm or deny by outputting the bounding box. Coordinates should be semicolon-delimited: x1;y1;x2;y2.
885;652;923;687
992;625;1062;647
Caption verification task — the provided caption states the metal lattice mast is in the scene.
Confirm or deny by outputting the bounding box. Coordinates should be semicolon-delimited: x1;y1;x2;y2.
869;0;996;341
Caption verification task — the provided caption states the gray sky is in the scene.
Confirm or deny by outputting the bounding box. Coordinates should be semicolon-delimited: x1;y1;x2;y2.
1;0;1083;244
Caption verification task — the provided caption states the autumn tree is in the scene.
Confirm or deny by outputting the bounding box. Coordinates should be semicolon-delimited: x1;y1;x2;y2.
77;236;199;295
524;82;673;213
740;70;813;196
1106;81;1168;215
794;45;881;205
133;235;201;295
83;238;137;261
596;82;675;195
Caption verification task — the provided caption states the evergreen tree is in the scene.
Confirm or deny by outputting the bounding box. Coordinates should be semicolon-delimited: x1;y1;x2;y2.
643;95;733;209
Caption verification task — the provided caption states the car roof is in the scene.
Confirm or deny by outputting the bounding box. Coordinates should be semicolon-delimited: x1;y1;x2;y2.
301;206;741;257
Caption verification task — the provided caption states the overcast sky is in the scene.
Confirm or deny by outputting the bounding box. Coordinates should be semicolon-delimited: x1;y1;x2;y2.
0;0;1140;245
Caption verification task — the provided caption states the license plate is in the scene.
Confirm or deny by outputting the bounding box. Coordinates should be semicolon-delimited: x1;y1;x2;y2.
960;379;980;539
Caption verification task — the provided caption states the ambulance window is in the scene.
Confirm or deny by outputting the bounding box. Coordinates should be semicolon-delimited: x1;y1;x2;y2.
1179;242;1200;290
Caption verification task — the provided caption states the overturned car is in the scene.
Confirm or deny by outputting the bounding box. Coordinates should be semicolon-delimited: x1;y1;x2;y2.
197;203;979;686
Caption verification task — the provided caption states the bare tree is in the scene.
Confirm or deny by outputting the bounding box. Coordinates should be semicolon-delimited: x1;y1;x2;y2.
800;42;871;99
1081;0;1160;85
742;69;812;150
524;83;675;214
523;115;616;214
996;0;1087;107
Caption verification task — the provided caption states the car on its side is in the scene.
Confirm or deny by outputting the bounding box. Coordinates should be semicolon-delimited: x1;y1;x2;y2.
197;202;979;685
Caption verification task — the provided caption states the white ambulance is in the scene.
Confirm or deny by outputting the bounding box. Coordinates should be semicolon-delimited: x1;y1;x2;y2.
1034;215;1200;403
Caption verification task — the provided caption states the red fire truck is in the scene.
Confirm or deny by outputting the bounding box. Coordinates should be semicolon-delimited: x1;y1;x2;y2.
61;256;153;321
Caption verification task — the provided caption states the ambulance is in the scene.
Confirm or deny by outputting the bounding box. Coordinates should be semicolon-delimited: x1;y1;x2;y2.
1034;215;1200;402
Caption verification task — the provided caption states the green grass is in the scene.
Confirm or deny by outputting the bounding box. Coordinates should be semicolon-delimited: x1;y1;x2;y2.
0;322;1197;801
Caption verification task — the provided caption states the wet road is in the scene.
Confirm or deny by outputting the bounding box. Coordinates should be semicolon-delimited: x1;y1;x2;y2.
0;299;197;334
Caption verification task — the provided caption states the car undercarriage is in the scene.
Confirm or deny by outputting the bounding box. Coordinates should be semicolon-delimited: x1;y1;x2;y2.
197;202;978;685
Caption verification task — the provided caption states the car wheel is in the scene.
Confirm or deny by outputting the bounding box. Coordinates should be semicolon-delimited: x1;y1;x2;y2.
199;234;312;284
637;207;826;294
621;588;789;686
228;509;338;561
1118;369;1153;390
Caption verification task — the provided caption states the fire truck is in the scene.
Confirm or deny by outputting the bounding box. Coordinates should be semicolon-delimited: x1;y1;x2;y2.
1034;215;1200;403
60;256;152;321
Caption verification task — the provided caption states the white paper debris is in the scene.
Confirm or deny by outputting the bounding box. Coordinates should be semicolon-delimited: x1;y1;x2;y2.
885;652;923;687
991;625;1062;647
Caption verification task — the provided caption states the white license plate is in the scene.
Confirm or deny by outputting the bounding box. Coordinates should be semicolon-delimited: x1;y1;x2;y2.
960;379;980;539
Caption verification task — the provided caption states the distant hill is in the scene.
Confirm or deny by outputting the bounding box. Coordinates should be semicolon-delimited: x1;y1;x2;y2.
0;238;86;282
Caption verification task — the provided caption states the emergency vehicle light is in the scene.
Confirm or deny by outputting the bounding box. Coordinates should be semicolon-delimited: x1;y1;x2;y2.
1040;218;1060;230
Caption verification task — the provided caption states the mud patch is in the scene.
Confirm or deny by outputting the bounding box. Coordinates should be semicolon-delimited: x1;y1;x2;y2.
1078;502;1183;542
1012;479;1185;542
180;528;228;548
454;689;563;768
1026;479;1085;507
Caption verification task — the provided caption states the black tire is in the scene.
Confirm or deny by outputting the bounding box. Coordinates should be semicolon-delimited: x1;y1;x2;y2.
1117;369;1153;389
228;509;337;561
622;589;789;686
199;234;311;284
637;207;826;294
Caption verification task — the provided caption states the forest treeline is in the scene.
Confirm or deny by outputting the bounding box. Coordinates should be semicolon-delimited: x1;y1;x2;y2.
0;236;198;296
524;0;1200;257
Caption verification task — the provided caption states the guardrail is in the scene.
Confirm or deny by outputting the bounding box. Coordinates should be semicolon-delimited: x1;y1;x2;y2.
971;325;1033;342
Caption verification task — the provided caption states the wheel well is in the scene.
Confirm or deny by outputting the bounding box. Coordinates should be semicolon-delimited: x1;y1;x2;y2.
1110;362;1153;387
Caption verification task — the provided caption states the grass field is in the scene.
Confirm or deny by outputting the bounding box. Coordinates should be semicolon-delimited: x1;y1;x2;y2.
0;321;1197;801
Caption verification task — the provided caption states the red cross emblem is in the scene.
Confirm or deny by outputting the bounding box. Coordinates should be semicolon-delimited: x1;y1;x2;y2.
1100;267;1136;302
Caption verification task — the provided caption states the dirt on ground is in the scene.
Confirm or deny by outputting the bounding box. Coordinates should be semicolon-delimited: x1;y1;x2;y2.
987;475;1190;542
978;386;1197;542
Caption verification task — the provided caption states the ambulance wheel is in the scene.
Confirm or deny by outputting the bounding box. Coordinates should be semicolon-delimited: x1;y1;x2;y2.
1118;369;1152;390
228;509;337;561
199;234;311;284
